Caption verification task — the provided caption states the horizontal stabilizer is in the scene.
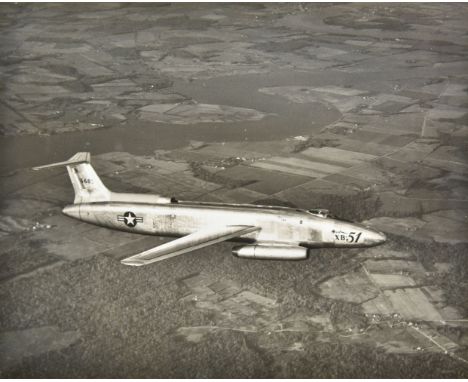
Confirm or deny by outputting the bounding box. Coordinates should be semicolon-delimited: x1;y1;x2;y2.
33;152;90;170
121;225;260;266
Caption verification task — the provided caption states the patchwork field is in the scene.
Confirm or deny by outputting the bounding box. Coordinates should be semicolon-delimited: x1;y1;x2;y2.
1;3;468;378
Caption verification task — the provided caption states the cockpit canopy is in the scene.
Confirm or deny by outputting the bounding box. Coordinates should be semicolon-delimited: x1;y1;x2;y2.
307;209;330;218
305;209;353;222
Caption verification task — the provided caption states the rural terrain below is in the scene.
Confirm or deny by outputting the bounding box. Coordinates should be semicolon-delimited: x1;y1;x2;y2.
1;3;468;378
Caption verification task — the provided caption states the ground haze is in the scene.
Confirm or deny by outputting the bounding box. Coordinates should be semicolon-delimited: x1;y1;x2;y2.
1;3;468;378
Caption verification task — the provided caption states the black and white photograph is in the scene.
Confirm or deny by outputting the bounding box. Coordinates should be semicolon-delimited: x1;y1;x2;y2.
0;1;467;378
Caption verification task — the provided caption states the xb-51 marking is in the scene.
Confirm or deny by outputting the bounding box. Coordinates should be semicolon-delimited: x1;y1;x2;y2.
332;230;362;243
33;153;386;267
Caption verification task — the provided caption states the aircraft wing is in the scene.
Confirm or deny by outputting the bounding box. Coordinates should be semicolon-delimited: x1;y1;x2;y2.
120;225;260;266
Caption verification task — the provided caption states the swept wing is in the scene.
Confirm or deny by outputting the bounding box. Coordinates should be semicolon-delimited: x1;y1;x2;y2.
121;225;260;266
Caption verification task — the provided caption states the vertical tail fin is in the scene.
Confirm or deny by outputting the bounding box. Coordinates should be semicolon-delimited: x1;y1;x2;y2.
33;152;110;204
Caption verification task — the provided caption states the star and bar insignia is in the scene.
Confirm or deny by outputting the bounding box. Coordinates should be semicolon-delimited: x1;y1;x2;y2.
117;211;143;227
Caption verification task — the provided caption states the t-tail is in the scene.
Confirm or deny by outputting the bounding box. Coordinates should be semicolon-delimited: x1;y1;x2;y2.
33;152;171;206
33;152;110;203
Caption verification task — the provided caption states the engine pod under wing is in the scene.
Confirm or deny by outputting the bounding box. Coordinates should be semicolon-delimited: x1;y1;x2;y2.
232;245;308;260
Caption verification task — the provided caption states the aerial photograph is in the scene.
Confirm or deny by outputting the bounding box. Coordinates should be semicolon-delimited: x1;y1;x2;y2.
0;2;467;378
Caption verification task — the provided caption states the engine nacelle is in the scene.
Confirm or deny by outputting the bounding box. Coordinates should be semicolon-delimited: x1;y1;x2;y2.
232;245;308;260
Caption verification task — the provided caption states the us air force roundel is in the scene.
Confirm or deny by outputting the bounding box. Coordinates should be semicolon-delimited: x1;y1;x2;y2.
117;211;143;227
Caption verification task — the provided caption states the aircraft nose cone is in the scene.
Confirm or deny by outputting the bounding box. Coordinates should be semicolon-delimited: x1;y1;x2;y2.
62;204;80;219
366;228;387;245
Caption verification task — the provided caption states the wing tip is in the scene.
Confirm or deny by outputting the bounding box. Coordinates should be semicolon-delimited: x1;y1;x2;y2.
121;258;146;267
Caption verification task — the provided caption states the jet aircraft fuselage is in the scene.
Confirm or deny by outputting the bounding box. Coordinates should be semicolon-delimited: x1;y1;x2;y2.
63;201;384;249
34;153;386;266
